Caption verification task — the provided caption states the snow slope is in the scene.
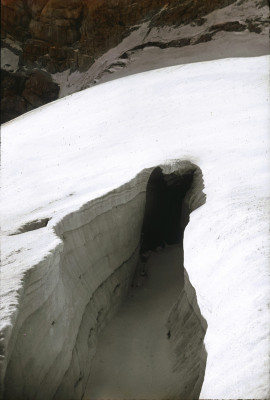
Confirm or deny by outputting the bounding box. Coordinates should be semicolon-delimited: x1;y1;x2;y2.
1;55;270;399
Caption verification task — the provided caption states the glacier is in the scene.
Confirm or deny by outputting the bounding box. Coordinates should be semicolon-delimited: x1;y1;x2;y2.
1;55;270;399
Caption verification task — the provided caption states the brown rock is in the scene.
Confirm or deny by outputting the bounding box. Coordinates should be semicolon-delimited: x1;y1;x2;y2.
1;69;59;123
1;0;237;73
1;94;27;123
22;70;59;105
1;0;30;40
193;32;215;45
209;21;246;32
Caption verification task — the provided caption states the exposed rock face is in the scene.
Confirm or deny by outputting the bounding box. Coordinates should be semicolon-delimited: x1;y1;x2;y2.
1;71;27;123
1;69;59;123
22;70;59;107
1;0;236;72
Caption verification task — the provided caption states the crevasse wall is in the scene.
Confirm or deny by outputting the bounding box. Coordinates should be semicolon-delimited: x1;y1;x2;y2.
166;169;207;400
167;268;207;399
2;160;206;400
3;170;146;400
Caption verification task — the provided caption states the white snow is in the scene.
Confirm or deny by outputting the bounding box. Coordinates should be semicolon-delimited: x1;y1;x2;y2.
1;55;270;399
1;48;19;72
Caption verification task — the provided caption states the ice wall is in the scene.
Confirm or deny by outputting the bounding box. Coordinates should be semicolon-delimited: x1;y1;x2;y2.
165;163;207;400
167;268;207;399
2;170;145;399
2;161;205;400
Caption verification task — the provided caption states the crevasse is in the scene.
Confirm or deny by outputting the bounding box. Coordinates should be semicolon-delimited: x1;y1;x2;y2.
3;160;207;400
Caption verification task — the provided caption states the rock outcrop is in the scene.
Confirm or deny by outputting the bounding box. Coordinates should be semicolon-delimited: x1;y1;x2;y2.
1;69;59;123
1;0;235;72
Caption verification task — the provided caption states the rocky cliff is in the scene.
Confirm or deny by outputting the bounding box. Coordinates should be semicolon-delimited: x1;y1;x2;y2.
1;0;235;72
1;0;269;122
1;69;59;123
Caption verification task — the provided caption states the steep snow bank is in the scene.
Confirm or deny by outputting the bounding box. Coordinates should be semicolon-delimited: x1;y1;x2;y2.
1;170;146;400
167;267;207;400
1;56;270;399
84;163;205;400
1;162;204;400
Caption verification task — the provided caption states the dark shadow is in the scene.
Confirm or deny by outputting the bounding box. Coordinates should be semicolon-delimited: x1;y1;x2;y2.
140;167;194;255
9;218;51;235
138;165;207;399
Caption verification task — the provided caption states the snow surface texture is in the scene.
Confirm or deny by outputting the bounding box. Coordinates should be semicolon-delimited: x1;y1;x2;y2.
1;56;270;399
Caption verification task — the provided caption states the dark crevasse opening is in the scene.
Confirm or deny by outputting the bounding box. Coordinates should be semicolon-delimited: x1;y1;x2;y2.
137;165;207;400
140;166;194;254
85;163;207;400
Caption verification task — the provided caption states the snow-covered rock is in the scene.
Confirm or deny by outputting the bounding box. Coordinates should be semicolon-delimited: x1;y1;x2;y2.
1;55;270;399
1;0;269;123
53;0;270;96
